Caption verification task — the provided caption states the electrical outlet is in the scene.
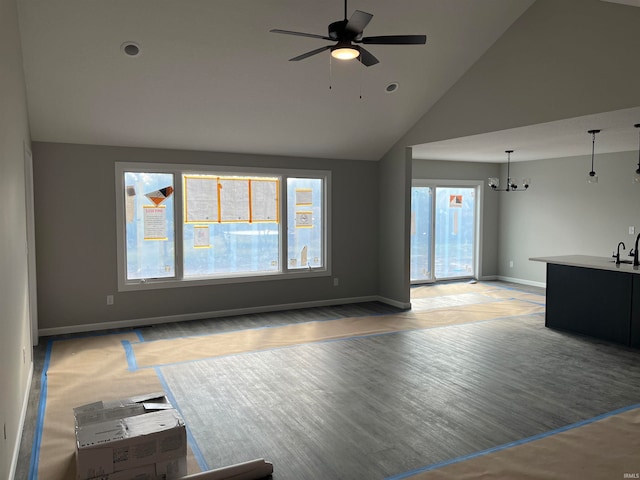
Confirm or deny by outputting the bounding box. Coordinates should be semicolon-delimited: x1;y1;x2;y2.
333;277;339;286
509;260;514;268
630;226;635;235
106;295;114;305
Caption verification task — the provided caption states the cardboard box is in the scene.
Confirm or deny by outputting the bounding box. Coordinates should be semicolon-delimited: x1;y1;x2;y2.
84;457;188;480
75;393;187;480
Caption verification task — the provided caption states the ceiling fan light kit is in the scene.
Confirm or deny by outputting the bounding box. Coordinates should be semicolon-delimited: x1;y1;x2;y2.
331;44;360;60
270;0;426;68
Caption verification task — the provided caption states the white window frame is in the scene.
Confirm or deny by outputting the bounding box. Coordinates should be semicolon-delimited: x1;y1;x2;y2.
115;162;331;291
410;179;483;283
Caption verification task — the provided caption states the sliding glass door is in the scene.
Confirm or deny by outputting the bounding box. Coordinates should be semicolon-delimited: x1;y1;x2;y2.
411;183;479;283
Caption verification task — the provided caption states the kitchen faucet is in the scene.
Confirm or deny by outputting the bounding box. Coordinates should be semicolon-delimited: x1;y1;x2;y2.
615;242;626;265
635;233;640;267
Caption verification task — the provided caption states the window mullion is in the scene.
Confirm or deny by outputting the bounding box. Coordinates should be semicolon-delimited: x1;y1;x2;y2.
280;175;288;273
174;172;184;280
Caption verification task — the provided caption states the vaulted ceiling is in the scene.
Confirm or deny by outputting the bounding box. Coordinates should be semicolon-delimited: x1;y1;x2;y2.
17;0;640;163
17;0;535;161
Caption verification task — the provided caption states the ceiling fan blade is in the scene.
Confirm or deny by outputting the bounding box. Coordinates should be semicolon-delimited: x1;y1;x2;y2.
346;10;373;36
360;35;427;45
289;45;332;62
270;29;332;41
358;47;379;67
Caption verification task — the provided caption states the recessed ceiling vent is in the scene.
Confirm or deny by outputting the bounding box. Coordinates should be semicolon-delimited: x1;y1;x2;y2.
121;42;141;57
385;82;399;93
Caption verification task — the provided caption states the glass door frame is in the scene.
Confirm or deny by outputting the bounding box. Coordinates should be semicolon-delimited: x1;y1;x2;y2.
410;179;484;285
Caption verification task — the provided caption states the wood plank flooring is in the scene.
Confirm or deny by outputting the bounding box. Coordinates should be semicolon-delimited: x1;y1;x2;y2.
159;313;640;479
15;281;640;480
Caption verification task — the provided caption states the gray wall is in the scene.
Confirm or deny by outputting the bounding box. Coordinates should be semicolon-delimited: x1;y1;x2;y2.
377;147;412;306
32;142;380;332
0;0;33;476
498;150;640;284
402;0;640;147
378;0;640;302
411;159;501;279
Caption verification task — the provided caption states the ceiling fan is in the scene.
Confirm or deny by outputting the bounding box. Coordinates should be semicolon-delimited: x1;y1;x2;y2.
270;0;427;67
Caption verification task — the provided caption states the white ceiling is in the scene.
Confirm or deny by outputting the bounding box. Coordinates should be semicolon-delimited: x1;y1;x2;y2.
18;0;638;164
17;0;536;161
412;107;640;163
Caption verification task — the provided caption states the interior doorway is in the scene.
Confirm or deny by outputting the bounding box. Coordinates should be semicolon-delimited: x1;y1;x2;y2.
411;181;480;284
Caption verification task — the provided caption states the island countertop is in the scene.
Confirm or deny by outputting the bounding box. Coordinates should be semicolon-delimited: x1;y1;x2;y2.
530;254;640;275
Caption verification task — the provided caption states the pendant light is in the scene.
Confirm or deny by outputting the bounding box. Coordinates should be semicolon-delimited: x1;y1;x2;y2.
634;124;640;184
488;150;530;192
587;129;600;184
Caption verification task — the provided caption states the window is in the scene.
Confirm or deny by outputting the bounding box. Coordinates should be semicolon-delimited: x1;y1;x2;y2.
116;163;330;290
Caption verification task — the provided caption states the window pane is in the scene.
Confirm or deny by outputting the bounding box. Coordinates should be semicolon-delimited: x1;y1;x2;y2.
124;172;175;280
287;177;323;269
183;174;280;277
434;187;475;279
183;222;279;276
410;186;433;282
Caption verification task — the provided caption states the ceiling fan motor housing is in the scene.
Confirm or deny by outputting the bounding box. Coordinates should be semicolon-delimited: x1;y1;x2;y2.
329;20;347;40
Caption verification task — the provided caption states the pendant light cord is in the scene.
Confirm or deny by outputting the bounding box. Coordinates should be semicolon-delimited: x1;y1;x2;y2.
587;129;600;176
591;131;596;173
505;150;513;191
635;124;640;174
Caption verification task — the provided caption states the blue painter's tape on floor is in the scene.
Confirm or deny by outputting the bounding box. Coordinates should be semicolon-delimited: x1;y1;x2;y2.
385;403;640;480
154;367;210;473
28;339;54;480
121;340;138;372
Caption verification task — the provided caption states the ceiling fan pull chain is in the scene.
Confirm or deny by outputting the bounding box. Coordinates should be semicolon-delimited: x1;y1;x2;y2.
359;57;363;99
329;55;333;90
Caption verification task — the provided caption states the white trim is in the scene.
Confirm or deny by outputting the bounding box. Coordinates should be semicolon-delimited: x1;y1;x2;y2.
479;274;499;281
115;162;331;292
377;297;412;310
409;179;483;282
497;275;546;289
24;144;39;346
9;364;33;480
39;295;411;337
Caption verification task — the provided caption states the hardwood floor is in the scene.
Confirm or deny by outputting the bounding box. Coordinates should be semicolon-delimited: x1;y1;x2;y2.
159;313;640;479
16;281;640;479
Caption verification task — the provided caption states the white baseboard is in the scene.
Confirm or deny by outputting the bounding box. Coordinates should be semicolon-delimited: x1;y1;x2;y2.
376;297;411;310
496;275;546;289
9;362;33;480
479;275;498;281
39;295;410;337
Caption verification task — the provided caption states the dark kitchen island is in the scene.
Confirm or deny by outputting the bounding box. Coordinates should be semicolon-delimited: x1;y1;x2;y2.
530;255;640;348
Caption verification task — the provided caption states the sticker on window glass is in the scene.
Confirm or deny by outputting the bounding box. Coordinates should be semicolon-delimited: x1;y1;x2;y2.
295;189;313;206
251;179;279;222
219;178;250;222
185;176;219;223
145;186;174;206
295;211;313;228
301;245;308;266
126;185;136;223
194;225;211;248
449;195;463;208
143;206;168;240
